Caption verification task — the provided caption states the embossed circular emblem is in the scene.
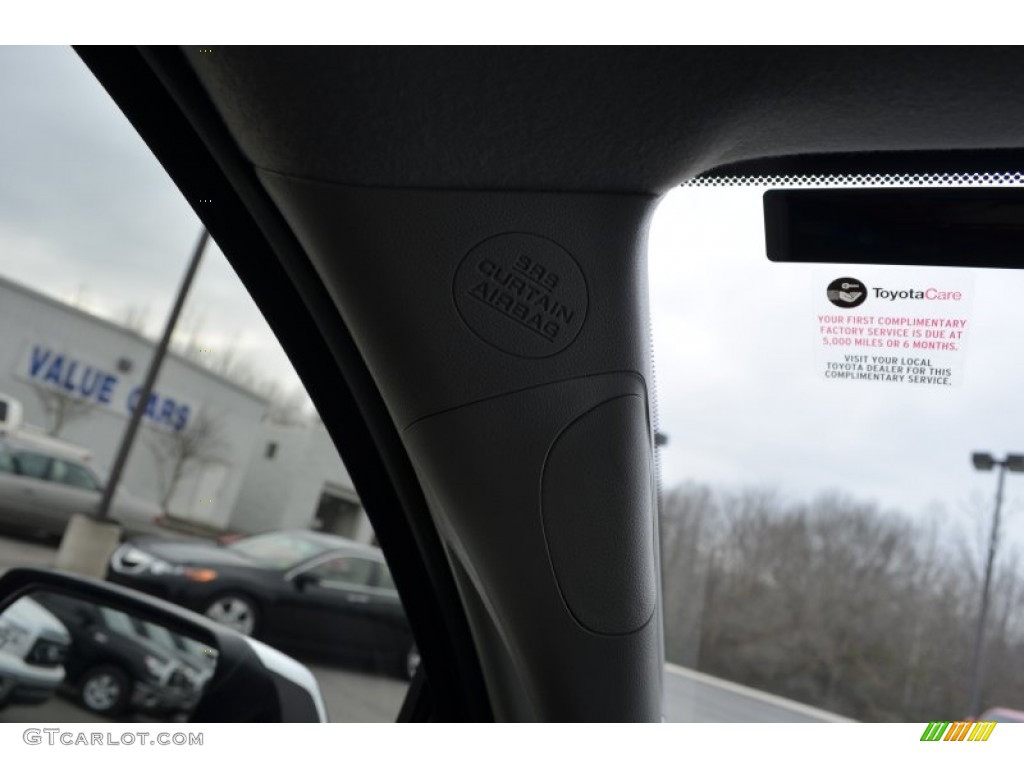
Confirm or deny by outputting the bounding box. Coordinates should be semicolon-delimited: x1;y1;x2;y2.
453;233;588;358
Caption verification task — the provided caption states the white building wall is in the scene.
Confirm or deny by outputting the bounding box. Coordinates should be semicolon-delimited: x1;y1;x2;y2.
0;277;267;528
230;423;310;532
0;276;367;537
229;422;369;540
286;425;360;529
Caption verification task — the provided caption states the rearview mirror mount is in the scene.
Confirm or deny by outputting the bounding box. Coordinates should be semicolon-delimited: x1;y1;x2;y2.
764;187;1024;269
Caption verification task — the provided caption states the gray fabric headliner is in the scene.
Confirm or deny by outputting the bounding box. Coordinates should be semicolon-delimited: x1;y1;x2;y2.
181;46;1024;194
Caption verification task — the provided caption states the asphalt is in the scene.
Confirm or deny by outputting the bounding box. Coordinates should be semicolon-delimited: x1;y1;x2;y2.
663;664;853;722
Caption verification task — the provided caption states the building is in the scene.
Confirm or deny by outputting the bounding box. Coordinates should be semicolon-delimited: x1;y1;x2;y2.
0;274;370;542
232;421;372;540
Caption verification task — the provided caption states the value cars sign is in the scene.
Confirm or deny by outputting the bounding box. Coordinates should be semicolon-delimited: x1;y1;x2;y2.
15;342;197;432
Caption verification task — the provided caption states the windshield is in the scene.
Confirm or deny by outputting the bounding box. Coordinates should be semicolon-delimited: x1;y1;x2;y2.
650;174;1024;722
99;606;140;637
136;620;176;649
227;531;336;569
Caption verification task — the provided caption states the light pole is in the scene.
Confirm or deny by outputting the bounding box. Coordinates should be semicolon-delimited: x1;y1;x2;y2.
967;451;1024;717
54;228;210;578
95;228;210;521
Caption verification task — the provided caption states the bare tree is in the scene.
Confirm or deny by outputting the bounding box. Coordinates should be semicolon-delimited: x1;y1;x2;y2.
30;384;96;437
256;382;312;427
146;409;227;515
169;306;209;364
168;323;315;426
63;282;92;311
659;483;716;669
115;303;151;337
656;482;1024;722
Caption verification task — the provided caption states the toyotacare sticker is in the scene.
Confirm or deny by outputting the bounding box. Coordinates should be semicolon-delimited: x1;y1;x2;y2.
815;269;973;387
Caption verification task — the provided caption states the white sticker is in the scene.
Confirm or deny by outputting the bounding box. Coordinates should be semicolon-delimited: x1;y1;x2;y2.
814;268;973;387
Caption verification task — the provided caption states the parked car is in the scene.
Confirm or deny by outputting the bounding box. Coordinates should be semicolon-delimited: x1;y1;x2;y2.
0;440;162;540
31;591;199;717
107;529;418;678
128;617;217;690
0;596;70;711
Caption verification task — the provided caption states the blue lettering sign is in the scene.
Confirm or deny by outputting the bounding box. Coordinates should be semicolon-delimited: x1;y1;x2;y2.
62;360;78;392
29;346;50;377
158;398;177;427
97;374;117;405
28;346;120;406
126;388;191;432
27;347;192;430
79;367;100;398
174;405;190;432
43;355;64;385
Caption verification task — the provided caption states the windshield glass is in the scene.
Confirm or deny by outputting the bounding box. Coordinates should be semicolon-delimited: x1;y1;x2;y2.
98;606;139;637
650;174;1024;722
137;620;176;648
227;531;336;569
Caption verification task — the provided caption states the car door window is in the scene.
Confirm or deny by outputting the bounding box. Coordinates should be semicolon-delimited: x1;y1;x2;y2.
50;458;101;491
307;556;376;588
12;451;50;480
376;564;396;591
0;46;412;723
98;606;137;636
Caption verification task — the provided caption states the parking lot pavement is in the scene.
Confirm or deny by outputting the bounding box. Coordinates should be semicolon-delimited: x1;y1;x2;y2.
1;666;407;724
2;697;107;723
305;663;408;722
0;530;55;574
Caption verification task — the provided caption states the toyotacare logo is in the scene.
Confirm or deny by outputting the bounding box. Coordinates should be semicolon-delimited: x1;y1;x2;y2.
826;277;867;308
872;287;964;301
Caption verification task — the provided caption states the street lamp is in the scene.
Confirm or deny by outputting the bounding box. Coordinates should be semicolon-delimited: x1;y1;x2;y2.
966;451;1024;717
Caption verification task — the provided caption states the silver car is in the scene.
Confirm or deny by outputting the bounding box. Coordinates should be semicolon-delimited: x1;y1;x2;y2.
0;442;161;539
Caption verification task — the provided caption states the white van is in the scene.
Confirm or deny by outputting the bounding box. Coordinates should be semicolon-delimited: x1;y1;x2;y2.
0;394;23;435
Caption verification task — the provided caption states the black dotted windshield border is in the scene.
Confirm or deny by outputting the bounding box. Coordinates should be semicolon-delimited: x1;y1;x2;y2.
681;172;1024;188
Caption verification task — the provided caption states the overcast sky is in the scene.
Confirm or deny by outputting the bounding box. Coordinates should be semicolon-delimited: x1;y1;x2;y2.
3;45;1023;558
650;187;1024;555
0;46;306;398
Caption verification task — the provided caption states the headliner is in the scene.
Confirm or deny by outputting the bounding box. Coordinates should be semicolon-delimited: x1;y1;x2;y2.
181;46;1024;194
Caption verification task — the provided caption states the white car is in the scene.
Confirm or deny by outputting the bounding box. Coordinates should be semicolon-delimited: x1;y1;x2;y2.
0;596;71;710
0;441;162;540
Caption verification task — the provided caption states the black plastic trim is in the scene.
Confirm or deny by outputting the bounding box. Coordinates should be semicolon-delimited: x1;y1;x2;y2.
72;45;491;722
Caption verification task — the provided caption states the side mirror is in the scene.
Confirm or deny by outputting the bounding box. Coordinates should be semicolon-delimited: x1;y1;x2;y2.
292;572;320;591
73;606;96;628
0;568;327;722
